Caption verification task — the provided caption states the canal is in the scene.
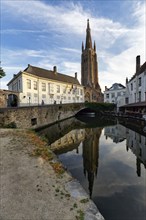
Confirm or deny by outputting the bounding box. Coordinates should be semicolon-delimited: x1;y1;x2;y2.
38;116;146;220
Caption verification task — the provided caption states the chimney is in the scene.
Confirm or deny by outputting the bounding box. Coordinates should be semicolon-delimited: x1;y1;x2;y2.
136;55;140;74
105;86;107;91
75;72;77;79
126;77;128;84
53;66;57;74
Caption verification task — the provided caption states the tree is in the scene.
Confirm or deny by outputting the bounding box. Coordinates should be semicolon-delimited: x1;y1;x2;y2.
0;62;6;89
0;65;6;79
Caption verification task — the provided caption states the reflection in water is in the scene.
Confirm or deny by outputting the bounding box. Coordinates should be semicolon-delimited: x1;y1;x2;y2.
126;128;146;177
49;125;102;197
82;127;102;197
104;124;146;177
104;124;126;143
38;117;146;220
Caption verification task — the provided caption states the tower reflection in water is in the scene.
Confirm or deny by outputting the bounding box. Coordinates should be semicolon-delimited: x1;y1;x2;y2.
39;117;146;199
82;127;102;198
50;126;102;198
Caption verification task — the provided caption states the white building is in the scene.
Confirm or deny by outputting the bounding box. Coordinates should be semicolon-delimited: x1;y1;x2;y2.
126;128;146;175
104;124;126;143
7;65;84;106
125;56;146;104
104;83;126;107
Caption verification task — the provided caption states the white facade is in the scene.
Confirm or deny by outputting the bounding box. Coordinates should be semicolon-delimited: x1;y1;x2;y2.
7;66;84;106
125;62;146;104
104;83;126;107
126;128;146;174
104;124;126;143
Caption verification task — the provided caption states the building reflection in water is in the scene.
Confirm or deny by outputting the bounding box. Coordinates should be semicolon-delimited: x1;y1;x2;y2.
50;126;102;198
40;117;146;200
82;127;102;198
104;124;146;177
104;124;126;143
126;128;146;176
50;129;85;154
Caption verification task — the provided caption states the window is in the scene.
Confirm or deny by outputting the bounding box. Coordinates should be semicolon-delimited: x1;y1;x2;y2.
56;85;60;93
63;86;66;93
42;94;46;99
76;88;79;95
125;97;129;104
48;83;54;94
111;93;115;98
34;93;38;103
106;93;109;98
80;89;83;96
42;83;46;91
117;92;121;96
139;91;141;101
27;79;31;89
131;83;133;91
139;77;141;86
12;82;18;91
34;81;37;90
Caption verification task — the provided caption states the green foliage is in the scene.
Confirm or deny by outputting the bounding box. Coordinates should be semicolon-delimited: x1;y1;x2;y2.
85;102;116;112
76;210;84;220
80;198;89;203
0;66;6;79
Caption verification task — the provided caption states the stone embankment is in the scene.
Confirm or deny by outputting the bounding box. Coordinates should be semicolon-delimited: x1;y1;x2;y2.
0;129;104;220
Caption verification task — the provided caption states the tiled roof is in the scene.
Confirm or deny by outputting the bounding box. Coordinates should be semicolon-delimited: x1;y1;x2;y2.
7;65;80;86
24;65;80;85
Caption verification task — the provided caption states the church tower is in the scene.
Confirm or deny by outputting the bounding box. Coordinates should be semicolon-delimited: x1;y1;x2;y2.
81;19;103;102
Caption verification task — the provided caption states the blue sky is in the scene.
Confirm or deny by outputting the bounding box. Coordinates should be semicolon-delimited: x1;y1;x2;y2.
1;0;146;91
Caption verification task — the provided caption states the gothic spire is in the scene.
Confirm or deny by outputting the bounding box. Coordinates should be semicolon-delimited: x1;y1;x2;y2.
85;19;92;49
82;41;84;52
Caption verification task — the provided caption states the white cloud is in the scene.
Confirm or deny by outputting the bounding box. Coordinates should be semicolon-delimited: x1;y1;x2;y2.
1;0;145;92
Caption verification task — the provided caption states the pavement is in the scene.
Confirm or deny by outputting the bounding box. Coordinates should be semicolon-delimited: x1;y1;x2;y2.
0;129;105;220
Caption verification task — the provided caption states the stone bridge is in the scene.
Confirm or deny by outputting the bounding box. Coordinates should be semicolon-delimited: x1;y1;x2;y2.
0;103;86;129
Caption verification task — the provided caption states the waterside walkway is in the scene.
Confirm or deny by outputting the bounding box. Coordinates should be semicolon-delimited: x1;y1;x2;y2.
0;129;104;220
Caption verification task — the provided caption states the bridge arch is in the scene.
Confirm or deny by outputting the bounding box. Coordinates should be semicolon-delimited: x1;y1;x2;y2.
7;94;18;107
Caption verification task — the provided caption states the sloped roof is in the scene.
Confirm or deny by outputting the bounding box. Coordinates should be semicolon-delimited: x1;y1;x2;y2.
129;61;146;82
108;83;126;91
8;65;80;86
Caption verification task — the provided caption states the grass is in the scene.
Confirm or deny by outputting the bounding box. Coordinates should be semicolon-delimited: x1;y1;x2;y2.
50;162;65;175
80;198;89;203
75;210;84;220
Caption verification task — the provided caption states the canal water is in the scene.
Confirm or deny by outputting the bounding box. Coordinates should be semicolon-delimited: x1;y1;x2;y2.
38;116;146;220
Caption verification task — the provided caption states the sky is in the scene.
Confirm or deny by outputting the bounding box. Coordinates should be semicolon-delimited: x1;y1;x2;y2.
1;0;146;92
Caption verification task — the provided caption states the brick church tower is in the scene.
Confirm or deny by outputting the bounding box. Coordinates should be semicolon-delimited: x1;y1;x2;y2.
81;19;103;102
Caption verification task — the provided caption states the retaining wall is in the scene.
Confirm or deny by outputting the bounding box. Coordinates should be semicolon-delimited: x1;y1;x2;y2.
0;103;85;129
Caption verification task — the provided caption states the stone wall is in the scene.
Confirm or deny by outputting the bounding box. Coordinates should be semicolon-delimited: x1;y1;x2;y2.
0;90;19;107
0;103;85;129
